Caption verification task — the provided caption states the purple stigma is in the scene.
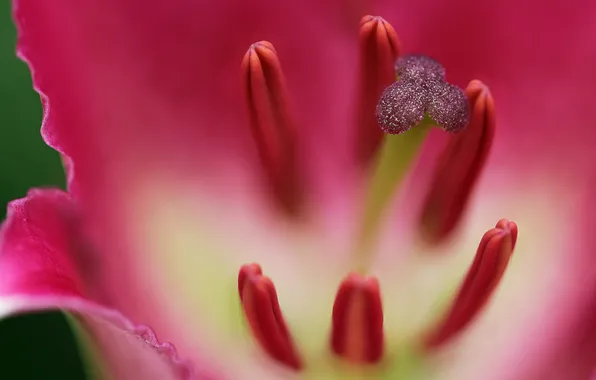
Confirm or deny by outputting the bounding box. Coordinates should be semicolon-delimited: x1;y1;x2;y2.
376;55;469;134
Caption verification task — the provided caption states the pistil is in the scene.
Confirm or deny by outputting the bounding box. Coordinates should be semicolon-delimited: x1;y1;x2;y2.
355;55;469;269
356;120;432;270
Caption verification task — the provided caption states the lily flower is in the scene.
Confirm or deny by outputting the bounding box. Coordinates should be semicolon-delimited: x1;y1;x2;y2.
2;1;596;379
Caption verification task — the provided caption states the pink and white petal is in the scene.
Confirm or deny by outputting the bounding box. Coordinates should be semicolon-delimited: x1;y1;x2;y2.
13;0;372;372
117;179;352;373
0;189;219;380
371;169;596;379
420;172;596;380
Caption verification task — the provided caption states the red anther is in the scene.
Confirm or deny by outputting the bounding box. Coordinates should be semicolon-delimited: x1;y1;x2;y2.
331;273;384;364
423;220;518;349
419;80;496;244
238;264;302;370
355;16;401;166
241;41;302;216
495;218;518;248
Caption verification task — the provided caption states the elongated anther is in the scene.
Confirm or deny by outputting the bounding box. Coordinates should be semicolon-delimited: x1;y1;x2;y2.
355;15;401;166
419;80;496;244
331;273;384;364
423;220;518;349
238;264;302;370
242;41;302;216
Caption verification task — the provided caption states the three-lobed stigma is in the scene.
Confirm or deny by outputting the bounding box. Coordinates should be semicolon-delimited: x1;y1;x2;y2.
376;55;470;134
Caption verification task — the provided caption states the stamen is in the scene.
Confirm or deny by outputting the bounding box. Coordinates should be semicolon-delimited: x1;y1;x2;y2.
355;15;401;166
238;263;302;370
241;41;302;216
331;273;384;364
419;80;496;244
423;220;518;349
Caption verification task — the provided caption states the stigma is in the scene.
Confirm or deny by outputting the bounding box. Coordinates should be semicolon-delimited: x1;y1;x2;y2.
376;55;470;134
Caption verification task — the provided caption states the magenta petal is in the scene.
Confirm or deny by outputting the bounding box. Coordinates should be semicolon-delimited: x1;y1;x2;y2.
0;189;217;380
11;0;370;369
12;0;366;204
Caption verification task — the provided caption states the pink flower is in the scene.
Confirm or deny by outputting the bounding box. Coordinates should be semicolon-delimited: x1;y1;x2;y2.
2;1;596;379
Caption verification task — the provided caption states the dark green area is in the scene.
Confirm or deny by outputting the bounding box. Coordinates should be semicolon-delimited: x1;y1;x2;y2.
0;1;86;379
0;313;86;380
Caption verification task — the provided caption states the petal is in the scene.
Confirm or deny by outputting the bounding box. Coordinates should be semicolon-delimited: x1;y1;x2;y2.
368;170;596;380
13;0;367;209
439;175;596;380
0;189;217;380
12;1;369;375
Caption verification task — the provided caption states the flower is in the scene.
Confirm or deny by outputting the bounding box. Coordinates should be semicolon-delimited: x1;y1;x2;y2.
2;0;596;379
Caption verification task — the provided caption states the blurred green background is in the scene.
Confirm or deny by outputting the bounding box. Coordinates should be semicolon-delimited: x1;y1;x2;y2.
0;1;86;379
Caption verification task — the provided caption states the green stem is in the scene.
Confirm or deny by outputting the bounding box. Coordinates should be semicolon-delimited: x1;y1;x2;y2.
354;121;433;270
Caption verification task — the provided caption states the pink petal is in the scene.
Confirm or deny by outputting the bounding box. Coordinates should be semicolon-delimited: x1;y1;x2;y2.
0;189;217;380
497;181;596;380
11;1;369;372
13;0;369;210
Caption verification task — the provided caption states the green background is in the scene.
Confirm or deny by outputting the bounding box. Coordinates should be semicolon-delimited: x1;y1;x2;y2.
0;1;86;379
